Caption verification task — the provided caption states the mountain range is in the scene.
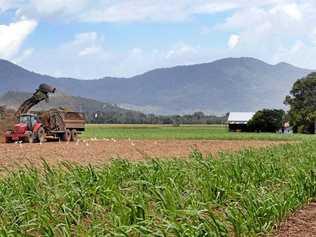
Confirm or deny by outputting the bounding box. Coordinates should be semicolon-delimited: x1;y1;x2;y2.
0;57;313;115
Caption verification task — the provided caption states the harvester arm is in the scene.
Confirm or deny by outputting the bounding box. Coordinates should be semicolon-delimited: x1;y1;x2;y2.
15;84;56;117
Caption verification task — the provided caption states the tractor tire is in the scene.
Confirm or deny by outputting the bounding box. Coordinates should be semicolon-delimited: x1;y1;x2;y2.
36;127;46;143
5;137;13;144
62;129;71;142
24;132;34;143
70;129;78;142
4;131;13;143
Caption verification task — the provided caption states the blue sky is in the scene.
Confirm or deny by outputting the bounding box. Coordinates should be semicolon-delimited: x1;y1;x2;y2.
0;0;316;79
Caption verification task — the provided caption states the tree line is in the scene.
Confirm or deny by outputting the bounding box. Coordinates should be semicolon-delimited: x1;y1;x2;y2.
86;111;227;125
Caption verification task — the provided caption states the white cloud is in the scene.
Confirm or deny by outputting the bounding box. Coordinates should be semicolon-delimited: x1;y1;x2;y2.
79;47;100;56
20;36;216;78
214;1;316;65
283;4;302;20
110;43;212;77
311;28;316;45
193;2;237;14
0;1;312;25
13;48;34;63
273;40;305;62
62;32;106;57
0;0;17;13
80;1;189;22
228;34;240;49
130;48;143;55
17;0;89;19
165;43;198;59
1;0;279;23
79;0;290;23
270;3;302;21
21;32;113;79
71;32;101;48
271;40;316;69
0;19;37;59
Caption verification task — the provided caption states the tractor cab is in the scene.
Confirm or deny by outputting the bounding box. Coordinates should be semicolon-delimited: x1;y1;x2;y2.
17;114;39;130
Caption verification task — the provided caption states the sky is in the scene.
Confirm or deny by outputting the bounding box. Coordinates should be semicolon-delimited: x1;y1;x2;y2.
0;0;316;79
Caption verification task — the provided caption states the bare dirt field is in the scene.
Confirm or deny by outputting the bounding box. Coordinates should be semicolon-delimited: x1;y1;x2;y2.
276;201;316;237
0;139;288;170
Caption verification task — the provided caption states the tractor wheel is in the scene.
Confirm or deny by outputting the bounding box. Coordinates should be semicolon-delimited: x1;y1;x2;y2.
5;137;13;143
24;132;34;143
36;127;46;143
70;129;78;142
62;129;71;142
5;131;13;143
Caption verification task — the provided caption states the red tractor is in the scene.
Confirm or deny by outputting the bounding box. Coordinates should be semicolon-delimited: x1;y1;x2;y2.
5;114;46;143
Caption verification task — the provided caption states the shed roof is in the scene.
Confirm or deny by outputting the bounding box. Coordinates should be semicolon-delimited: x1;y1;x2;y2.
228;112;255;124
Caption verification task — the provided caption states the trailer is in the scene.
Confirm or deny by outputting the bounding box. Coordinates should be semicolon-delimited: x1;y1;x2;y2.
39;109;86;142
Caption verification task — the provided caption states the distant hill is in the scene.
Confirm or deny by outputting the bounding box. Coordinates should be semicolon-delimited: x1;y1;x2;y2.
0;91;130;114
0;57;313;114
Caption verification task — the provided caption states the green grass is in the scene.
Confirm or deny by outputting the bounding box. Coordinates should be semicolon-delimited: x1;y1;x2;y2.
0;141;316;236
82;124;313;141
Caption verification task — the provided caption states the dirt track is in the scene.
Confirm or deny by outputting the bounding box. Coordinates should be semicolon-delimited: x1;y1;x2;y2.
276;201;316;237
0;139;288;170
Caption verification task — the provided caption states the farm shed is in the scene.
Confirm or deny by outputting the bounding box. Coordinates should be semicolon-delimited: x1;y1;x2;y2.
227;112;255;132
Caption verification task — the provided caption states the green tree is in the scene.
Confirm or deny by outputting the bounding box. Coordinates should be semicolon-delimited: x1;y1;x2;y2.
248;109;285;132
285;73;316;134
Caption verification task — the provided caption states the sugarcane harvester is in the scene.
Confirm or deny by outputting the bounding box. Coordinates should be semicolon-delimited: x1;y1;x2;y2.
5;84;85;143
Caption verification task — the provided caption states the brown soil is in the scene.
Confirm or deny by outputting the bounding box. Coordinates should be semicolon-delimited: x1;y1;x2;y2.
276;201;316;237
0;139;287;170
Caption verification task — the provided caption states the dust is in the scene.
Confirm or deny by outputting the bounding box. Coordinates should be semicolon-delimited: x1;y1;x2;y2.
0;106;16;143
